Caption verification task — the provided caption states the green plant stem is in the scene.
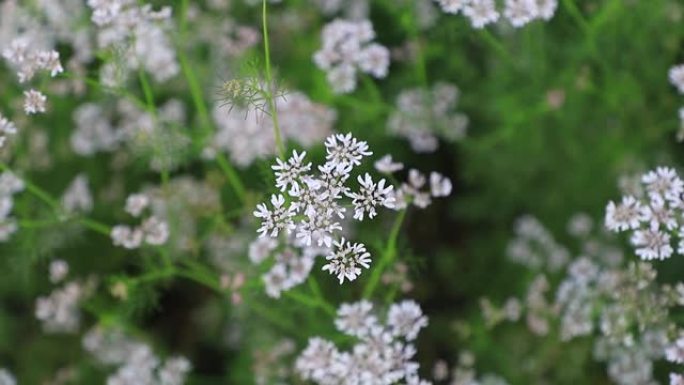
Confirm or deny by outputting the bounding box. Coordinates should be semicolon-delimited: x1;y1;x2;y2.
262;0;285;159
363;209;407;299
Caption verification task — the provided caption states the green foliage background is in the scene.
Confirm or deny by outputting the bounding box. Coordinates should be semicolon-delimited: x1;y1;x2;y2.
1;0;684;383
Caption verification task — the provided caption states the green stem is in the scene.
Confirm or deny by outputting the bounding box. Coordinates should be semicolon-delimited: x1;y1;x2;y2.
262;0;285;159
362;209;407;299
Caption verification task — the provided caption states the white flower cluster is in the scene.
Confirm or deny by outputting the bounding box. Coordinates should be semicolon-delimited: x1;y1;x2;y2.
35;281;84;333
506;215;570;272
61;174;94;214
71;99;187;169
2;37;63;115
295;300;431;385
0;113;17;149
494;214;676;385
111;193;169;249
2;38;63;83
0;171;24;242
375;156;453;209
248;235;328;298
0;369;15;385
387;83;468;153
313;19;390;93
206;92;336;167
604;166;684;261
254;134;397;284
86;0;179;83
435;0;558;29
83;327;191;385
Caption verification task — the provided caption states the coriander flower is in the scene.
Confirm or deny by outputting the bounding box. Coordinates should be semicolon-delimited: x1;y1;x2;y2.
605;196;642;232
325;132;373;171
23;89;47;114
631;228;672;260
666;337;684;364
463;0;500;29
387;300;429;341
322;238;371;283
670;64;684;94
375;154;404;174
335;300;378;338
254;194;297;237
348;173;395;220
272;150;312;192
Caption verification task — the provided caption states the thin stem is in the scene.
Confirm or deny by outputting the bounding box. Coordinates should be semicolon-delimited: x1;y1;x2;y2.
362;209;407;299
262;0;285;158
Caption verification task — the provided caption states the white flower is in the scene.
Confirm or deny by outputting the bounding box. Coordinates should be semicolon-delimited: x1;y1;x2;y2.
667;337;684;364
631;228;672;260
49;260;69;284
349;173;395;220
322;238;372;283
272;150;312;192
642;166;684;204
463;0;500;28
263;263;291;298
111;225;144;249
671;373;684;385
23;89;47;114
357;43;390;78
429;172;452;197
504;0;539;27
375;154;404;174
670;64;684;94
125;193;150;217
325;133;373;171
335;300;377;338
254;194;297;237
141;216;169;245
0;369;15;385
639;196;678;231
37;50;64;77
605;196;642;232
248;236;278;264
314;19;390;93
535;0;558;20
387;300;428;341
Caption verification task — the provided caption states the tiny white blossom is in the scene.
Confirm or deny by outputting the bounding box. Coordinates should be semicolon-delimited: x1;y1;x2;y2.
504;0;539;28
23;89;47;114
141;216;169;245
387;300;428;340
631;228;672;260
348;173;395;220
374;154;404;174
49;260;69;284
429;172;452;197
605;196;642;232
272;150;312;192
254;194;297;237
670;64;684;94
463;0;500;28
125;193;150;217
322;238;372;283
667;337;684;364
335;300;377;338
111;225;144;249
